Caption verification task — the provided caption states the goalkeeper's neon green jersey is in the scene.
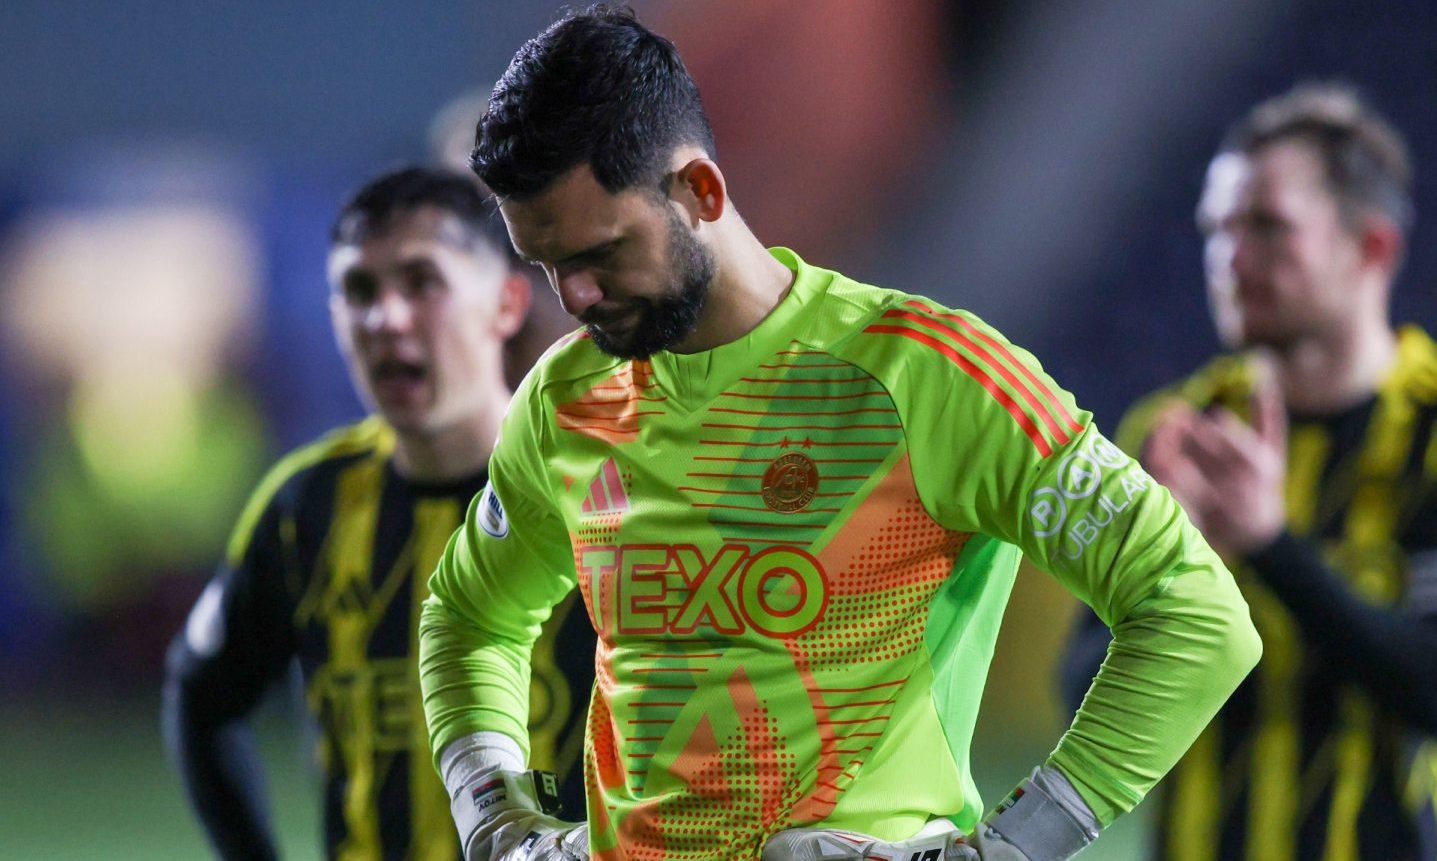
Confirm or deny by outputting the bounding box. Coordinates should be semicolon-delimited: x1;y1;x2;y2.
420;248;1261;861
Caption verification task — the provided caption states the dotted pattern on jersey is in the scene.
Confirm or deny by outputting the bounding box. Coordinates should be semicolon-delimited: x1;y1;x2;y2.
782;461;969;822
804;494;965;670
573;454;628;642
585;656;627;860
608;666;807;861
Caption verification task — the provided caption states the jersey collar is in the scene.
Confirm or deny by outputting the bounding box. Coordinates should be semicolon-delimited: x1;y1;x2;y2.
648;247;826;410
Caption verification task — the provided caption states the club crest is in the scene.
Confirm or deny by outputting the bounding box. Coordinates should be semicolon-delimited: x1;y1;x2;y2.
761;452;819;513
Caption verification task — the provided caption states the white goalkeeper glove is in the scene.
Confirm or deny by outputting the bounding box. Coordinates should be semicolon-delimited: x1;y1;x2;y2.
440;732;588;861
762;765;1099;861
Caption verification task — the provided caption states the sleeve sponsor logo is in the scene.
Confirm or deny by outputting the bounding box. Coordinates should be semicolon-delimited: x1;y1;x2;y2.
478;484;509;539
1027;434;1151;560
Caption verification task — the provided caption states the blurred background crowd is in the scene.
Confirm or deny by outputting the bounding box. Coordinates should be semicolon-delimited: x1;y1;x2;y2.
2;1;1435;858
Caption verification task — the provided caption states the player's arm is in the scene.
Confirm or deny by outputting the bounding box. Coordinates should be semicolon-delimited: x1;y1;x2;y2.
900;304;1258;858
1243;529;1437;731
1008;430;1260;826
162;486;299;861
1056;607;1109;719
932;315;1259;828
1053;387;1188;719
769;301;1258;861
418;384;585;861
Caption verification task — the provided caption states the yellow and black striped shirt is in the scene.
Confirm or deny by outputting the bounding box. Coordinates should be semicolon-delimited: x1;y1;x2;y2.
166;417;595;861
1064;325;1437;860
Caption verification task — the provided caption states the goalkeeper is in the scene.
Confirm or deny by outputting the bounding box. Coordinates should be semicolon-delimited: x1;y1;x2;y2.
419;6;1262;861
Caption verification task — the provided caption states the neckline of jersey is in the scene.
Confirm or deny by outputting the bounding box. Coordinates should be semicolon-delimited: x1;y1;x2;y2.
647;246;824;410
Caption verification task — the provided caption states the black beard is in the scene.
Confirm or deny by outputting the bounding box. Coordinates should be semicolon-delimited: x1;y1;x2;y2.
585;212;714;360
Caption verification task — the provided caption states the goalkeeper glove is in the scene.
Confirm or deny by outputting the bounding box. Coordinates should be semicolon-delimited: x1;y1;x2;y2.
441;732;587;861
762;765;1099;861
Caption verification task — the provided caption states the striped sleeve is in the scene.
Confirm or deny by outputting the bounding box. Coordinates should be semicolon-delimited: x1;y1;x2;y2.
864;299;1083;457
856;299;1102;558
859;296;1228;617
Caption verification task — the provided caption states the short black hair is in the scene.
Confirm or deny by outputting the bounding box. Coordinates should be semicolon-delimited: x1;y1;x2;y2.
1224;82;1414;234
331;166;513;260
472;4;716;200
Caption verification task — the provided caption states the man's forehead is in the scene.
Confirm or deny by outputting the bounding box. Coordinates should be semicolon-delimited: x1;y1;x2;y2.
375;206;476;250
330;208;480;271
1248;140;1330;197
499;165;645;261
1197;151;1251;226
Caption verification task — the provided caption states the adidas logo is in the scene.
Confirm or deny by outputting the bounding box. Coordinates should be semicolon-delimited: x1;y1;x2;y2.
580;458;630;516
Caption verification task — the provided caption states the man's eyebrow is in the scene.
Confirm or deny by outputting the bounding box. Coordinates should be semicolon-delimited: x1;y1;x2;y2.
528;237;617;267
393;254;441;271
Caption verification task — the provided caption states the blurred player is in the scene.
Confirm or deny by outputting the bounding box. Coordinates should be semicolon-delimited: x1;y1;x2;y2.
419;6;1262;861
1062;84;1437;859
164;167;595;860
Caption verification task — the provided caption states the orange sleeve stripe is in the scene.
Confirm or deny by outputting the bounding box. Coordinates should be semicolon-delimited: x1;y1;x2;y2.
904;300;1085;433
864;323;1054;456
883;307;1076;447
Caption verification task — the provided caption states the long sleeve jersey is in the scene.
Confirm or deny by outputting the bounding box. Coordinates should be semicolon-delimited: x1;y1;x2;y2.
420;248;1262;861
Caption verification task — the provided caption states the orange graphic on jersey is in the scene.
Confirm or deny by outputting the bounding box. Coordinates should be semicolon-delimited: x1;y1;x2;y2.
646;714;736;856
587;666;627;861
613;669;794;860
557;360;666;445
786;452;970;823
578;451;971;856
727;665;792;837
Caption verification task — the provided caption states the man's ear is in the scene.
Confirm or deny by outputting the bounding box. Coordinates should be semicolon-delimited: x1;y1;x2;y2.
1358;214;1403;280
494;269;533;340
671;158;727;225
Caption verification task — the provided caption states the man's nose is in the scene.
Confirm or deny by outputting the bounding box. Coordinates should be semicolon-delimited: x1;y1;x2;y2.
364;288;415;333
1229;234;1264;285
555;271;604;317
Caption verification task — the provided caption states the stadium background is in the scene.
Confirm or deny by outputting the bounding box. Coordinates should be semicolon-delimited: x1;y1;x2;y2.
2;1;1435;858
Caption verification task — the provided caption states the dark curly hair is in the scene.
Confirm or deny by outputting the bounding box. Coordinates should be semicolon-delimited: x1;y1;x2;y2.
472;4;716;201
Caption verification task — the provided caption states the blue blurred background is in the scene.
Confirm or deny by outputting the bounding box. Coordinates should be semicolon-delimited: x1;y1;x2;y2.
3;1;1436;857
